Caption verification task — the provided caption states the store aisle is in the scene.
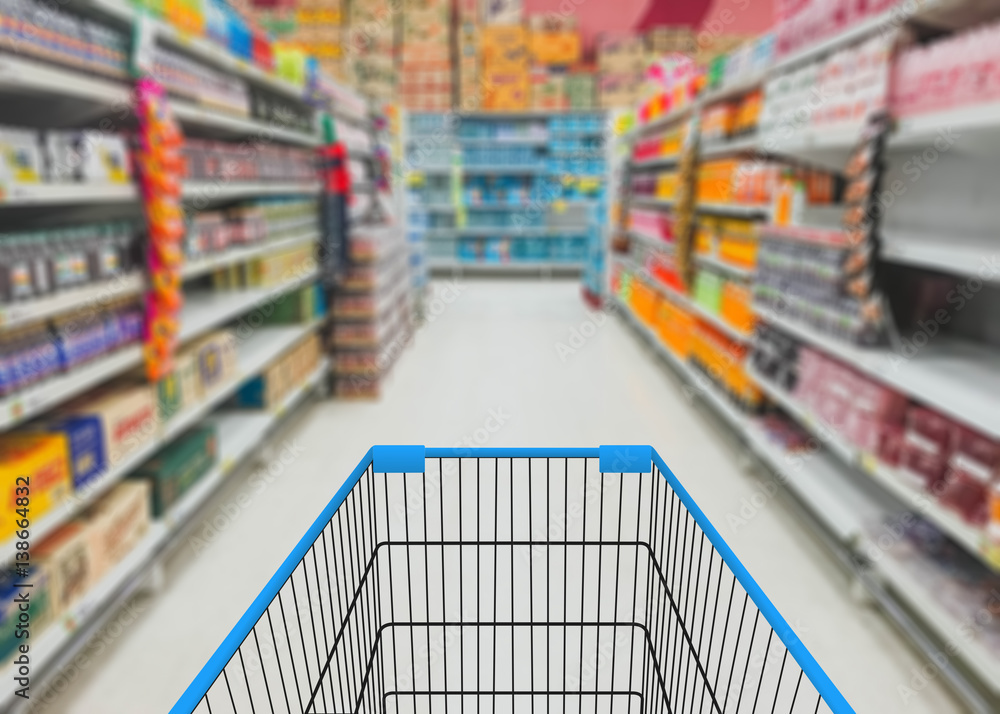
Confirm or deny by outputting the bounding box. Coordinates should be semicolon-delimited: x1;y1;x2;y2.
41;279;962;714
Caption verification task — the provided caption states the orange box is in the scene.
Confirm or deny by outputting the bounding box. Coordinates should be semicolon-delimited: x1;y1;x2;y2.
482;71;529;110
530;31;581;66
482;25;529;69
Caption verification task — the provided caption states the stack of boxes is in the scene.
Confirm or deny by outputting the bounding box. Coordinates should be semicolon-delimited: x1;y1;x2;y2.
528;15;581;111
346;0;397;101
597;34;648;109
481;25;530;111
399;0;453;111
456;0;480;110
250;0;345;81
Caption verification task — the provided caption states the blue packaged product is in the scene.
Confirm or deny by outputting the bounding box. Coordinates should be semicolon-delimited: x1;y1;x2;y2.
34;414;106;490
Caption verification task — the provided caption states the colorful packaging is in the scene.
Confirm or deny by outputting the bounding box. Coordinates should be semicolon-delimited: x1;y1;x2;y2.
81;481;151;580
0;434;73;542
0;567;51;662
30;416;106;491
33;522;92;615
131;425;217;517
58;382;159;468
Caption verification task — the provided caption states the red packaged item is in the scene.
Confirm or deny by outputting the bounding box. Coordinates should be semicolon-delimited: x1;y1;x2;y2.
937;428;1000;525
897;406;958;491
878;423;906;467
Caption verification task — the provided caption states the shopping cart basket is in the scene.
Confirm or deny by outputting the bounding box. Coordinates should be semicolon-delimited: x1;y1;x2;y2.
172;446;854;714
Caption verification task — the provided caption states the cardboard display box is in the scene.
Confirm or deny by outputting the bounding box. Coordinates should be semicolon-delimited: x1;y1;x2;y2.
0;433;72;541
81;481;151;581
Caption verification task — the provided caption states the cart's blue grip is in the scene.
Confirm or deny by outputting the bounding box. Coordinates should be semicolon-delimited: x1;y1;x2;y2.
599;444;651;473
374;444;426;473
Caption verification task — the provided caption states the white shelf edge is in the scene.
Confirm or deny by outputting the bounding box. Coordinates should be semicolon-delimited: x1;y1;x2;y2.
0;52;131;106
181;181;321;201
700;134;761;159
0;274;145;330
178;268;319;344
0;182;137;207
630;155;680;169
181;230;320;279
695;254;754;279
170;99;319;147
699;73;768;105
696;201;770;218
880;228;1000;281
631;196;676;210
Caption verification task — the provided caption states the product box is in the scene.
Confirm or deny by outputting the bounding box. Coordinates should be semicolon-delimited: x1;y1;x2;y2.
0;127;44;185
58;382;159;468
263;285;319;325
34;522;93;615
647;26;697;55
565;72;596;109
531;69;568;111
481;25;529;69
82;481;151;580
0;434;73;542
131;425;217;517
156;371;184;423
0;567;51;662
597;33;648;74
598;72;645;109
481;0;521;24
30;415;106;492
530;31;581;66
191;331;239;396
173;347;202;412
483;70;530;110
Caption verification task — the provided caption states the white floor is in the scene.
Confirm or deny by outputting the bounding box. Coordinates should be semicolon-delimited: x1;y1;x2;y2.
38;279;965;714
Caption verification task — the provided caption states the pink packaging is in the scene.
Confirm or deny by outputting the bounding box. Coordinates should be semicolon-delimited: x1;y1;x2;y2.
897;406;958;491
938;428;1000;525
853;379;908;423
879;423;905;467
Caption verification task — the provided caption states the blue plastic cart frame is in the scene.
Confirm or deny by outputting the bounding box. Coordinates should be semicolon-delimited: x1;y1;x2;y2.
173;446;855;713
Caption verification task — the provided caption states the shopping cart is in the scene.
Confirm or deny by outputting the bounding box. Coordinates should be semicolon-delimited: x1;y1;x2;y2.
171;446;854;714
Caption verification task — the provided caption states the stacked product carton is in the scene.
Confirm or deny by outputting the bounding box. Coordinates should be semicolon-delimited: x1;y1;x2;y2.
597;33;648;109
346;0;396;100
456;0;479;110
481;25;529;111
399;0;453;110
528;15;580;111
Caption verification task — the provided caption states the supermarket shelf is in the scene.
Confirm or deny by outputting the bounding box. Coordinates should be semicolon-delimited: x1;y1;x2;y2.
463;165;548;175
181;181;321;201
0;345;142;432
631;196;676;210
0;52;131;107
630;155;680;169
170;99;319;147
629;230;676;253
0;360;326;711
0;321;323;564
695;254;755;279
625;105;695;141
181;229;320;279
0;273;145;330
764;127;860;170
756;307;1000;441
429;260;584;275
891;99;1000;151
880;228;1000;280
696;201;770;218
769;7;905;73
750;366;987;560
0;182;137;206
699;73;768;105
160;359;327;532
686;299;754;343
456;137;549;146
700;134;761;159
876;555;1000;694
178;267;319;343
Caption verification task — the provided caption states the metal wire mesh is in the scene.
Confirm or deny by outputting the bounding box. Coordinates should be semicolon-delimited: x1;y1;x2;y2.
189;455;843;714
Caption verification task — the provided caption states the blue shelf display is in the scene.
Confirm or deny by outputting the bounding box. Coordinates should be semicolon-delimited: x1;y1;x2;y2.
405;112;608;281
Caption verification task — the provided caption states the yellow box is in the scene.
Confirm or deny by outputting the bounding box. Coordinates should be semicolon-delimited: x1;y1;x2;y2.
482;25;529;69
530;31;580;66
0;434;72;542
